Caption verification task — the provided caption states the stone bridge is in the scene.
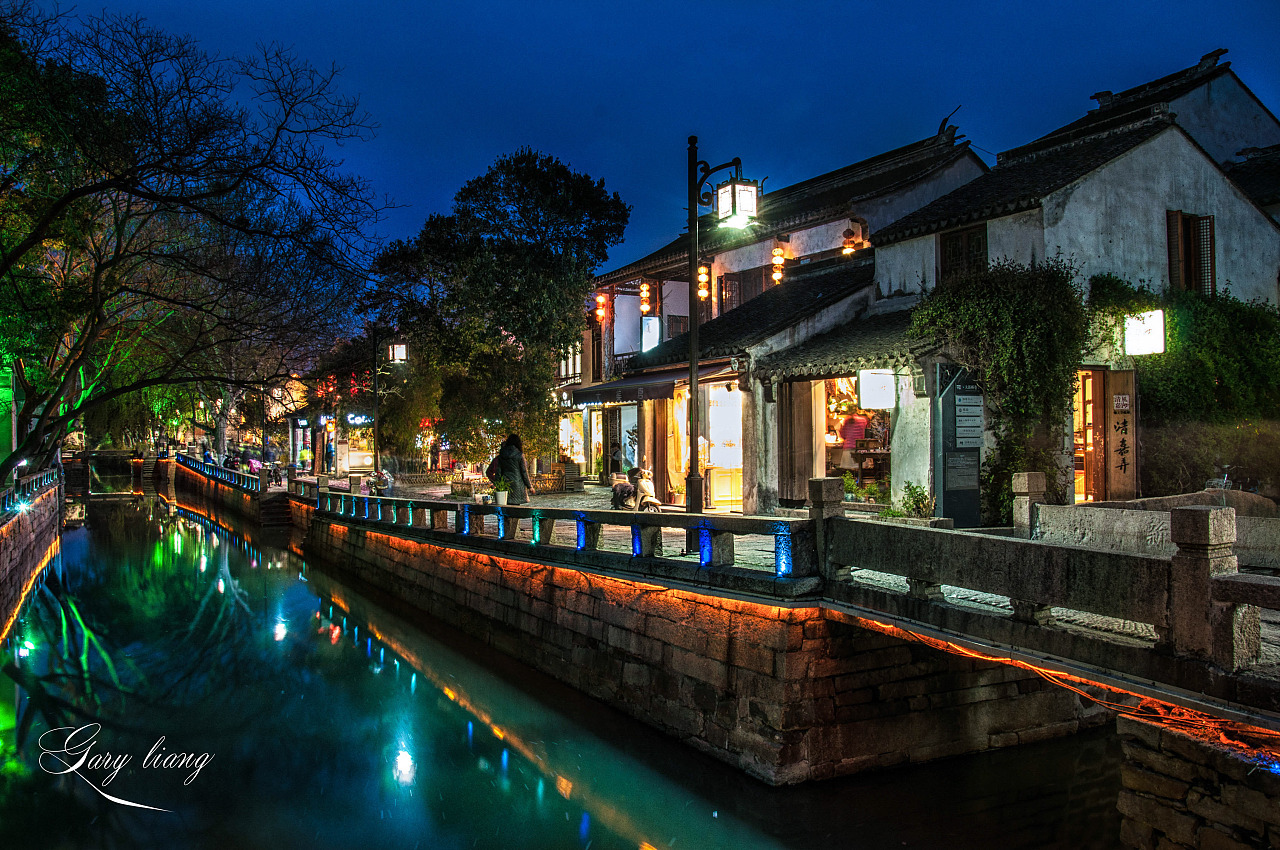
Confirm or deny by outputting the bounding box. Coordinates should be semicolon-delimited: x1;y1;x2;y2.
162;454;1280;844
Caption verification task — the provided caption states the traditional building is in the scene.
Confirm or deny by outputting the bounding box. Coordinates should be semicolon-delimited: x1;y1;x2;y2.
868;50;1280;511
562;127;988;508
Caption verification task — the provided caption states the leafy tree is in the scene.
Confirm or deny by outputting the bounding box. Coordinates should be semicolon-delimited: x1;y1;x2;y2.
0;4;381;479
367;149;629;460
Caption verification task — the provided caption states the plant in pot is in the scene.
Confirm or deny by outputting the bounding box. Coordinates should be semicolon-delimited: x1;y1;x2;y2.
670;482;685;506
492;475;511;506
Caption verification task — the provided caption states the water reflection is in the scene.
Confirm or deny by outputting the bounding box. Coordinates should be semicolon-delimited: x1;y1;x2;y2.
1;496;1125;848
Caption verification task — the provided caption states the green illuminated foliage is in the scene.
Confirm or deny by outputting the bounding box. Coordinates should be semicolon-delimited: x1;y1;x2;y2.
911;258;1091;522
0;5;380;478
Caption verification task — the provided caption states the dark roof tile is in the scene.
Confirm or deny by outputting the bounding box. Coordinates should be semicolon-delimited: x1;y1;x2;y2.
626;255;875;370
1225;143;1280;208
874;120;1171;246
596;132;979;285
756;309;917;381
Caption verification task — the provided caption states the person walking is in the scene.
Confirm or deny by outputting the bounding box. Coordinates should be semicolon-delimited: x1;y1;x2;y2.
495;433;533;505
324;440;336;475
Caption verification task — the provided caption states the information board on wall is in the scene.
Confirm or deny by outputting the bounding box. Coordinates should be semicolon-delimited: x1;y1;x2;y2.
1104;370;1137;500
936;365;983;528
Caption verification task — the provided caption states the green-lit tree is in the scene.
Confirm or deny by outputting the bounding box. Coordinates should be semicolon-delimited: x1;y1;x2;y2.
0;4;380;480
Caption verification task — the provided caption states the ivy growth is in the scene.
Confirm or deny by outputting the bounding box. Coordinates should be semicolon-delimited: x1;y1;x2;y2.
911;258;1091;522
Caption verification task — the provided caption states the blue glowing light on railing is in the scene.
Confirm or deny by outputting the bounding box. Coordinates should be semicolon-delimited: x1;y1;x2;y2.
631;526;642;557
575;515;587;550
773;526;792;577
461;505;471;535
699;527;712;568
579;812;590;843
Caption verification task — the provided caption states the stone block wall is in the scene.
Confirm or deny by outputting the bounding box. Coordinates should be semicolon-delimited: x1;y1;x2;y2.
174;462;257;523
307;518;1109;785
1118;714;1280;849
0;486;61;640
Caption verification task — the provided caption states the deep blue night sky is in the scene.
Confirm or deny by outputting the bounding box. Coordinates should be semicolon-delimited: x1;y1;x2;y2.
99;0;1280;269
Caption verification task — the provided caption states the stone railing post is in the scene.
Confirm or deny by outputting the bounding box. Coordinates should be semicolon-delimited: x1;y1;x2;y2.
258;469;269;493
809;477;844;580
287;466;297;484
348;474;362;494
1168;506;1259;669
1012;471;1046;540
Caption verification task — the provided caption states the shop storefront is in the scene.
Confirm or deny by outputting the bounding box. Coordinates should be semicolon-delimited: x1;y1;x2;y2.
1072;367;1137;502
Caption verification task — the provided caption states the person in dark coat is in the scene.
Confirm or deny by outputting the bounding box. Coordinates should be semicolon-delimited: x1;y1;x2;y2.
495;434;533;505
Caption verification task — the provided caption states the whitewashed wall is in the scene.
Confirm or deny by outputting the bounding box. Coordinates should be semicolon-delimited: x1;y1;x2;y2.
1042;129;1280;304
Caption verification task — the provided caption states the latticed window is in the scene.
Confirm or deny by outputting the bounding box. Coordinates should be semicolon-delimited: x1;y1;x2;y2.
667;314;688;339
939;224;988;282
1166;210;1216;297
719;274;741;314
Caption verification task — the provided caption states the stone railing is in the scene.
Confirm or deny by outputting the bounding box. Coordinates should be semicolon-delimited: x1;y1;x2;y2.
176;453;262;493
1;467;61;514
315;489;814;582
811;477;1274;678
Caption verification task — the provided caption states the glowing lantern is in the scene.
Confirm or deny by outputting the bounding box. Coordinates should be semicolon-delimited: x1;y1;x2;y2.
1124;310;1165;356
595;292;607;321
697;265;710;300
858;370;897;409
771;247;785;283
640;281;651;314
716;176;759;229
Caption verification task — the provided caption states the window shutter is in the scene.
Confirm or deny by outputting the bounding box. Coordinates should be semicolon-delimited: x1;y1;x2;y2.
1194;215;1216;297
1166;210;1185;292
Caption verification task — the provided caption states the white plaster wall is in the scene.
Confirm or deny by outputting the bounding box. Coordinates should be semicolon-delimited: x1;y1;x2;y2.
717;154;986;277
748;287;875;360
875;236;936;297
859;156;988;234
888;372;932;506
660;280;688;334
614;294;642;354
1171;75;1280;165
1041;129;1280;304
987;208;1046;266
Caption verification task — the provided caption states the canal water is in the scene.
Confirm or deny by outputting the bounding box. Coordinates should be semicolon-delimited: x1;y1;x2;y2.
1;496;1125;848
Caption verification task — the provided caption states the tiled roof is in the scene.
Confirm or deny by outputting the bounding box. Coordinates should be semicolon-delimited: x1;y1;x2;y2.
625;255;875;370
873;119;1172;246
1225;144;1280;208
755;308;917;381
595;131;981;286
1005;50;1234;163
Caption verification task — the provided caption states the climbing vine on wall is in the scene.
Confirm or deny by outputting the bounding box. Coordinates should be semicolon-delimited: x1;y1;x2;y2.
910;258;1091;522
1086;273;1280;497
1089;274;1280;424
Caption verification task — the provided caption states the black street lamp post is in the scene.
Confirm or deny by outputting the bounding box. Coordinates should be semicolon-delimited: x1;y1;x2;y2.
685;136;750;514
371;329;407;488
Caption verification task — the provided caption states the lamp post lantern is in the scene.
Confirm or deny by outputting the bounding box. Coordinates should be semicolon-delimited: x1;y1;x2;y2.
685;136;756;513
371;331;408;485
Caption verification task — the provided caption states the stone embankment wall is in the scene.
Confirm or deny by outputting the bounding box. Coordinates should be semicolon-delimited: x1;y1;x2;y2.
0;486;61;639
172;461;256;522
1118;715;1280;849
307;517;1108;785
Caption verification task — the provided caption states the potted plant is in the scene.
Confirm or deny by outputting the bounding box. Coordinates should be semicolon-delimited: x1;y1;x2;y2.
670;482;685;506
492;475;511;506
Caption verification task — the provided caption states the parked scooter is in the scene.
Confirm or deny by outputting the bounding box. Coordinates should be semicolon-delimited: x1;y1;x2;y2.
610;467;662;512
